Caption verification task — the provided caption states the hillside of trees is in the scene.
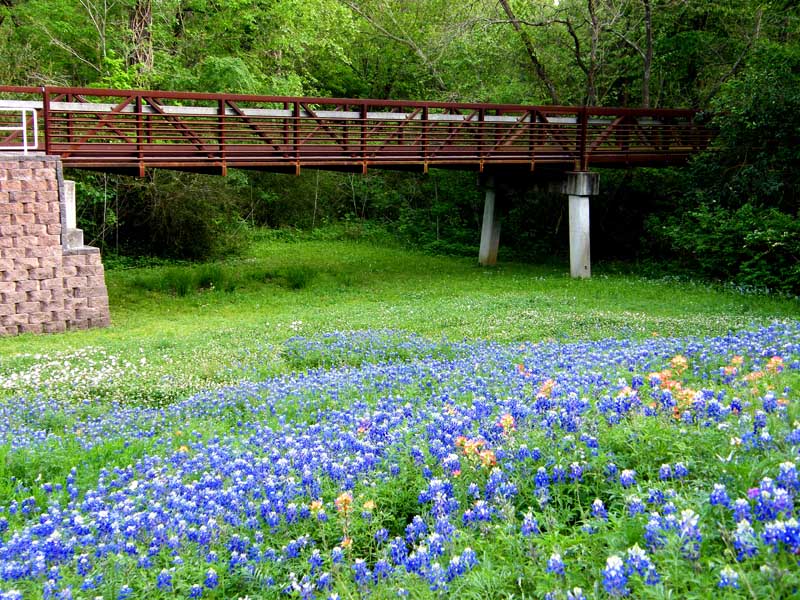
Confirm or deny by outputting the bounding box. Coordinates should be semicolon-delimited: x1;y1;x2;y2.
1;0;797;292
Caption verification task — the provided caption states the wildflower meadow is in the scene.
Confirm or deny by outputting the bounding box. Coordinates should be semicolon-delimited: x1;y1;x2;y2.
0;319;798;599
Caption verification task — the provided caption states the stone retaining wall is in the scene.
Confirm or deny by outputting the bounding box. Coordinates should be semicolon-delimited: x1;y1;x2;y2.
0;153;110;335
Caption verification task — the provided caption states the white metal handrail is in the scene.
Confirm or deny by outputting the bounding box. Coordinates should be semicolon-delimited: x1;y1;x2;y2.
0;108;38;153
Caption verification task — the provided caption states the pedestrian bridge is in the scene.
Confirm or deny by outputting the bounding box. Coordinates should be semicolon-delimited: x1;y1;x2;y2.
0;85;714;335
0;86;711;177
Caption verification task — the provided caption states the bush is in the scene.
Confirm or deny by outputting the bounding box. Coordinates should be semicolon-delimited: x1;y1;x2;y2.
647;204;800;294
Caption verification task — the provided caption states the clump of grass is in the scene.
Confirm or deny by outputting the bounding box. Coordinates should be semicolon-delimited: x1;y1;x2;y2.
195;264;226;291
280;265;316;290
162;267;194;296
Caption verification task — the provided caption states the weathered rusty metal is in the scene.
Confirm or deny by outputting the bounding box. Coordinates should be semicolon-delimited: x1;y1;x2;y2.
0;86;712;174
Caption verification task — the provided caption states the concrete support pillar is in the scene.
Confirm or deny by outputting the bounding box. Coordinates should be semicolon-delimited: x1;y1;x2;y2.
62;179;85;249
479;177;501;266
563;171;600;279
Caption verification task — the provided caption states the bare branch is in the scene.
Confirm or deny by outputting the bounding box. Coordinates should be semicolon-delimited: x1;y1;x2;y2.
703;9;764;104
496;0;560;103
40;24;102;73
343;0;448;90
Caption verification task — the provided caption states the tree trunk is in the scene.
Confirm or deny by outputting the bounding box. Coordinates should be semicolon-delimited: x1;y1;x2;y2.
642;0;653;108
129;0;153;74
497;0;560;104
586;0;599;105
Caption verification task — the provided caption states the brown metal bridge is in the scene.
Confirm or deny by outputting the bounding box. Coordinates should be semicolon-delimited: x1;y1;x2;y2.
0;86;712;177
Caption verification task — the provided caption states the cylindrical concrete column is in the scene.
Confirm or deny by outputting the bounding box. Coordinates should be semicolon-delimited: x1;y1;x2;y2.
568;194;591;278
478;177;501;266
563;171;599;279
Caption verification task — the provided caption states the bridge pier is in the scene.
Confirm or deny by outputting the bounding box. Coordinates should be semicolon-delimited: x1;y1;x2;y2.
478;176;501;266
0;153;110;336
563;171;599;279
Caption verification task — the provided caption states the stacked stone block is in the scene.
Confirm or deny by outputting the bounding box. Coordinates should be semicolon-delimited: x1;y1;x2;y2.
0;153;110;336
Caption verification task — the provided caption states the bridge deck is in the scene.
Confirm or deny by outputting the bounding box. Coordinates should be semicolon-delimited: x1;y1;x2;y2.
0;86;712;175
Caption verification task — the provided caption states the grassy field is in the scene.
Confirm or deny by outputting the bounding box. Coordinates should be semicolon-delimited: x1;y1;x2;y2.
1;232;797;401
0;232;799;599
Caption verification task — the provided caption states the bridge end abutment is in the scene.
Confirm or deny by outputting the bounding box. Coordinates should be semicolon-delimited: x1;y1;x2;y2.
563;171;599;279
0;153;110;336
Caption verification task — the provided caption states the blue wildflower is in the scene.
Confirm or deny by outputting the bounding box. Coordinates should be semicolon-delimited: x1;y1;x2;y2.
203;568;218;590
592;498;608;520
718;566;739;589
601;555;629;596
620;469;636;488
546;552;565;575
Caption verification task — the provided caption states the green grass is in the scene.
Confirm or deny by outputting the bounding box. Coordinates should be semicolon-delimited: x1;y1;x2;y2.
0;230;797;401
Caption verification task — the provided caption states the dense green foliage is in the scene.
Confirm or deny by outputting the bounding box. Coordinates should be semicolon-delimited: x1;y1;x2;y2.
645;42;800;294
0;0;797;290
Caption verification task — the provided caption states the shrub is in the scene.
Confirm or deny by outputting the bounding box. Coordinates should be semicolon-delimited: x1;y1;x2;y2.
648;204;800;295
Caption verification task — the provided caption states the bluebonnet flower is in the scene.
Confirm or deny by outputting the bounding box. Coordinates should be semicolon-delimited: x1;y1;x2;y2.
658;464;672;480
620;470;636;488
710;483;731;508
733;520;758;561
673;462;689;478
204;568;218;589
732;498;751;522
389;537;407;564
601;555;629;596
647;488;665;506
626;495;645;516
762;392;778;413
546;552;565;575
317;572;332;590
644;514;667;550
625;544;659;584
309;549;323;572
678;509;702;560
189;584;203;598
777;461;798;491
592;498;608;520
718;566;739;589
521;511;540;536
353;559;371;587
535;467;550;489
566;588;586;600
374;528;389;544
117;585;133;599
569;462;584;482
156;569;173;590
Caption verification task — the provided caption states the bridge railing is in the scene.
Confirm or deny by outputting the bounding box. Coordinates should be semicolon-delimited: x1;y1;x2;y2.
0;100;39;154
0;86;712;173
